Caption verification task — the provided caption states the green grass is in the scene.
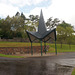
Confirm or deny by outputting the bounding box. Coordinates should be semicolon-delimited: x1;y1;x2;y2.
0;42;75;58
0;54;24;58
0;42;75;53
71;68;75;75
46;43;75;53
0;42;42;47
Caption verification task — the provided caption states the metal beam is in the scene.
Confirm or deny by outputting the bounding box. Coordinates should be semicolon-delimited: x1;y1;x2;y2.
26;32;32;42
31;42;33;55
32;38;38;42
41;41;43;56
55;40;57;55
44;42;46;54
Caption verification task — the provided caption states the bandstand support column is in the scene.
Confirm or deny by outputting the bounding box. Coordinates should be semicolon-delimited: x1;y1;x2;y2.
55;40;57;55
44;42;46;54
31;42;33;55
41;40;43;56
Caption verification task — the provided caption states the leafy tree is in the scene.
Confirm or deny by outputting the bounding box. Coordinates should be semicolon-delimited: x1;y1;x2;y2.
11;16;25;37
29;15;39;31
58;21;73;28
66;27;74;49
21;12;26;20
72;35;75;44
15;12;20;16
46;17;60;29
57;21;74;48
0;12;38;39
57;26;66;48
0;16;13;39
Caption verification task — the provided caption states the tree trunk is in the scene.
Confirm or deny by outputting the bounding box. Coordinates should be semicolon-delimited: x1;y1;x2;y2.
69;43;71;49
61;42;62;48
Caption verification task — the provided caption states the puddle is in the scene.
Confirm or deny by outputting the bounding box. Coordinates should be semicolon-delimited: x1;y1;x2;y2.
56;59;75;67
0;60;73;75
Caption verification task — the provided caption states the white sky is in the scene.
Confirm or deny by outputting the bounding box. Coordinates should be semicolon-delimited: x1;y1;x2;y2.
0;0;75;28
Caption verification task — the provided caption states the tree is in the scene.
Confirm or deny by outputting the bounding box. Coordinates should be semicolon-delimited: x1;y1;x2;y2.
46;17;60;29
29;15;39;31
0;12;39;39
21;12;26;20
66;27;74;49
58;21;73;28
11;15;25;37
57;26;66;48
57;21;74;48
0;16;13;39
72;35;75;44
15;12;20;16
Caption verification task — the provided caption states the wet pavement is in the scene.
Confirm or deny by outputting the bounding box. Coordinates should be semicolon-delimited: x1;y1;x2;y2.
0;53;75;75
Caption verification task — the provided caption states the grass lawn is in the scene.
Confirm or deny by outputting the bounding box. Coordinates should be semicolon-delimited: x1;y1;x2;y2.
71;68;75;75
0;42;75;52
48;44;75;53
0;42;41;47
0;54;24;58
0;42;75;58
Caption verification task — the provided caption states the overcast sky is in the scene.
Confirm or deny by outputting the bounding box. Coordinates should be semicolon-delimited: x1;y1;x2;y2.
0;0;75;28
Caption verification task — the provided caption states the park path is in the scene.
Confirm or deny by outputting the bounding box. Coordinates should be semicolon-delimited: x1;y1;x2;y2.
0;52;75;75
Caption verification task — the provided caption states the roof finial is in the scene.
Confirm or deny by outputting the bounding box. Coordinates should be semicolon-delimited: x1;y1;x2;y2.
38;9;47;34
